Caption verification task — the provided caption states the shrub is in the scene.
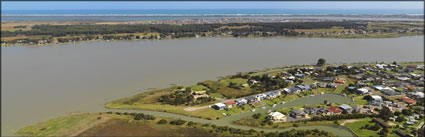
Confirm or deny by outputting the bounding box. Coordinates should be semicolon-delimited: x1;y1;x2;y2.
157;119;168;124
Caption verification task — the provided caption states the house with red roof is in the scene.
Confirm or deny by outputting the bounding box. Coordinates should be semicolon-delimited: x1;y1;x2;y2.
400;97;416;104
328;106;342;115
224;100;237;108
335;79;345;84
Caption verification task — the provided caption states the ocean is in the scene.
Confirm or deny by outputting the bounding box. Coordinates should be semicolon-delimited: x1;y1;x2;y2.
1;9;424;21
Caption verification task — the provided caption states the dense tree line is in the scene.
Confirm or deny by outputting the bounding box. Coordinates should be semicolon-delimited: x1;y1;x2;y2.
2;21;365;37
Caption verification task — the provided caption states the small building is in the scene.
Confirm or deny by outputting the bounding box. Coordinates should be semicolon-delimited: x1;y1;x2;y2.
236;98;248;105
212;103;226;110
224;100;236;108
268;112;286;122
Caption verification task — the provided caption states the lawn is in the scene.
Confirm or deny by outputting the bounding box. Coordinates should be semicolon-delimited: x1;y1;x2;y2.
16;113;106;136
190;85;209;91
349;95;368;105
344;118;380;137
219;78;248;86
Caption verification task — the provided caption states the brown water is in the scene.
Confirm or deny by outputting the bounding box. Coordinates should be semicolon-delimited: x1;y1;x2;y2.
1;36;423;136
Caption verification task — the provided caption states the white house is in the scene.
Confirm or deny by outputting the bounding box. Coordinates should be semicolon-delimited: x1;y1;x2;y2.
357;88;369;94
371;95;383;102
268;112;286;122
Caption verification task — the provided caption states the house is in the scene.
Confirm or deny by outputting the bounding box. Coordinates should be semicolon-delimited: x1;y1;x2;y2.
316;107;330;115
246;96;258;103
236;98;248;105
352;105;362;113
290;109;305;118
256;94;267;100
409;92;424;99
317;83;327;88
309;84;318;89
295;74;305;78
335;79;345;84
339;104;353;113
296;85;311;91
192;90;209;100
304;107;317;114
290;88;302;94
224;100;236;108
322;78;335;82
357;88;369;94
282;88;291;94
212;103;226;110
381;89;401;96
266;91;280;99
400;97;416;104
327;83;337;88
371;95;383;102
268;112;286;122
328;106;342;115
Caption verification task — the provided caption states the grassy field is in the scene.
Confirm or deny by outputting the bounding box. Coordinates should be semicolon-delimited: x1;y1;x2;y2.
78;118;217;137
344;118;380;137
15;113;108;136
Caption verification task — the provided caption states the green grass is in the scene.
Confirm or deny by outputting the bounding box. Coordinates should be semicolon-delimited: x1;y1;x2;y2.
219;78;248;85
349;95;368;105
344;118;380;137
263;100;275;105
15;113;103;136
190;85;209;91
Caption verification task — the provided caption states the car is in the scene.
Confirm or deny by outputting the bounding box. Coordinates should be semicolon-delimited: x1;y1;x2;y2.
251;109;256;112
262;107;266;109
272;104;277;107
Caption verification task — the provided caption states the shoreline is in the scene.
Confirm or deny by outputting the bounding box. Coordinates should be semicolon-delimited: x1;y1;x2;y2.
2;34;423;47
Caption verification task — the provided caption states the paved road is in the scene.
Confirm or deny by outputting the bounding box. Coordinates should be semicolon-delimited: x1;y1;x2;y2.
109;94;357;137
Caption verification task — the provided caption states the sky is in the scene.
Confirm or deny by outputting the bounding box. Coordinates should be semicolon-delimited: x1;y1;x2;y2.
2;2;424;11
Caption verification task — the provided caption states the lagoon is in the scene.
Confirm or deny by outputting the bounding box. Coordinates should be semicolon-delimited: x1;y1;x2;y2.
1;36;423;136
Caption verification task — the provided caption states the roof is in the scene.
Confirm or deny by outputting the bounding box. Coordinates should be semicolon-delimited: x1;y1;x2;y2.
225;100;236;105
371;95;383;100
328;106;342;113
401;97;416;104
291;109;304;114
339;104;353;110
335;79;345;83
214;103;226;107
268;112;285;119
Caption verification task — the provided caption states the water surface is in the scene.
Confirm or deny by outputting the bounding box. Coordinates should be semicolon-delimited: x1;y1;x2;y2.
2;36;423;136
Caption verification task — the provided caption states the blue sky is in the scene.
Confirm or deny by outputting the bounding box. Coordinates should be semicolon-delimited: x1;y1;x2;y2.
2;2;424;10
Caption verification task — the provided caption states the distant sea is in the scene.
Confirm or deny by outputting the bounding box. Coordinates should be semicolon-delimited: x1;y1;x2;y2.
1;9;424;21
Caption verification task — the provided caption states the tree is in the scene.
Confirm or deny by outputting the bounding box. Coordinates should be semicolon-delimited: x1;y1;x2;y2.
379;106;393;121
157;119;168;124
316;58;326;66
